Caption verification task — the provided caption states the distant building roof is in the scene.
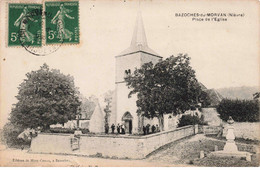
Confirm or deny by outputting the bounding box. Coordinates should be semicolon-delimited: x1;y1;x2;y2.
80;98;96;120
199;82;207;91
81;110;94;120
205;89;223;107
199;82;223;107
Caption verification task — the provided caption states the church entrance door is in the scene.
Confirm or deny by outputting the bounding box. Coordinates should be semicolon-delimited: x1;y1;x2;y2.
122;112;133;134
125;120;132;134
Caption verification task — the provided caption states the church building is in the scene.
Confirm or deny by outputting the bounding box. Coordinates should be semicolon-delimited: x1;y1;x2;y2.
114;11;163;134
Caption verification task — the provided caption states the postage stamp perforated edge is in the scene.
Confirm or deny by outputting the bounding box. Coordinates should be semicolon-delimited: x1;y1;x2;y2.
5;0;42;48
6;1;43;48
44;0;80;45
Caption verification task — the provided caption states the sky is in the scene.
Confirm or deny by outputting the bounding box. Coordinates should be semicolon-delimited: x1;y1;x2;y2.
0;0;259;128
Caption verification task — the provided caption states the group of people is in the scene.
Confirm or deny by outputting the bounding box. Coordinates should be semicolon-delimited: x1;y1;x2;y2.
105;123;127;134
105;123;160;135
143;124;160;135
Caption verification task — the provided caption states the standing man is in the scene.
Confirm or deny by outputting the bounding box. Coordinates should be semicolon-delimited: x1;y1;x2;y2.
146;124;150;134
143;126;146;135
117;123;120;134
111;124;115;134
152;125;156;133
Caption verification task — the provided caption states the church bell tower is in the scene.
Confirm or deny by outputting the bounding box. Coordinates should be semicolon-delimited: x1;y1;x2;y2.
115;11;162;134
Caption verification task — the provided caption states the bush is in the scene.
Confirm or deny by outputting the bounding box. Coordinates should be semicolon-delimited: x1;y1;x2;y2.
178;114;206;127
81;129;90;134
48;128;75;134
2;122;30;147
46;128;90;134
217;99;259;122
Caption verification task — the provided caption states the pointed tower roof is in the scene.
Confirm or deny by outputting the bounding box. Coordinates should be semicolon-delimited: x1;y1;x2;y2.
117;11;161;58
131;11;147;47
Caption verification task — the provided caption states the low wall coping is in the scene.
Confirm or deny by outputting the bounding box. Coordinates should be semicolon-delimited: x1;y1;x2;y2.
38;125;196;139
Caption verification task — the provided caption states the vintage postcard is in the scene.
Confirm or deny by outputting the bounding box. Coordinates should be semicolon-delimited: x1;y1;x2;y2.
0;0;259;167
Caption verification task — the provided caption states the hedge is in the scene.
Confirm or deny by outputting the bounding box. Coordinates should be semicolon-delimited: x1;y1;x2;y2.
46;128;90;134
216;99;259;122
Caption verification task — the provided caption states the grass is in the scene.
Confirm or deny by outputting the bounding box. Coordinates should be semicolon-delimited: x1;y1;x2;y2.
205;134;260;145
194;155;259;167
146;135;259;167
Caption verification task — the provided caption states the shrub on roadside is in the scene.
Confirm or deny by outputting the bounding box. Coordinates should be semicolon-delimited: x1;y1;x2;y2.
2;122;30;147
48;128;75;134
178;114;206;127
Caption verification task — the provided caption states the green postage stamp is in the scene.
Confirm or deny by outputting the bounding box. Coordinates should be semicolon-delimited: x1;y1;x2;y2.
8;4;42;46
45;1;79;44
8;1;79;47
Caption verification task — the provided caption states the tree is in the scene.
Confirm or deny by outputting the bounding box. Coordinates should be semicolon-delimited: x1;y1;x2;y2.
9;63;81;130
104;90;113;126
125;54;206;131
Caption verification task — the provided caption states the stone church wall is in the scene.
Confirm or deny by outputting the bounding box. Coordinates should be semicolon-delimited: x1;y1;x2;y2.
115;53;141;83
140;53;161;65
115;82;139;133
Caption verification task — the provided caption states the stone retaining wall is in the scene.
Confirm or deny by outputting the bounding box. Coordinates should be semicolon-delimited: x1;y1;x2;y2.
201;122;260;141
203;125;222;135
30;125;198;159
223;122;260;141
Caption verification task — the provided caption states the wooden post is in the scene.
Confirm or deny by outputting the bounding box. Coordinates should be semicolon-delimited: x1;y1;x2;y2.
200;150;204;159
246;153;251;162
214;145;218;151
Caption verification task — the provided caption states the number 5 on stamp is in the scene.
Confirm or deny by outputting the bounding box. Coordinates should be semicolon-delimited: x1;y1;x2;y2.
8;4;42;46
45;1;79;44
